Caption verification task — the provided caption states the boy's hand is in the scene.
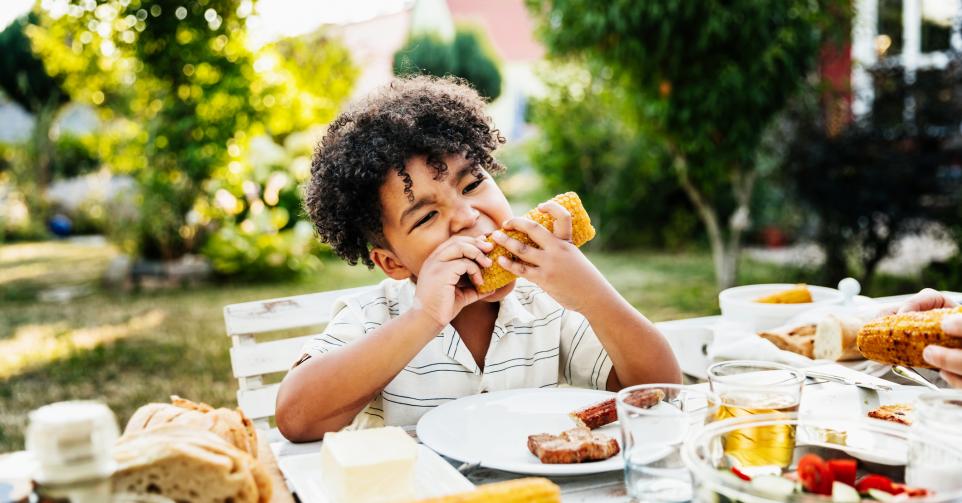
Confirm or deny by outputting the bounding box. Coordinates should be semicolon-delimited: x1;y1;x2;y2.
414;235;495;327
898;288;962;388
491;201;608;312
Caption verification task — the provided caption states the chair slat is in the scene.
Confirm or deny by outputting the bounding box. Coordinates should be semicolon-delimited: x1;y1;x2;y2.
230;336;312;378
223;286;372;337
225;285;375;426
237;383;282;422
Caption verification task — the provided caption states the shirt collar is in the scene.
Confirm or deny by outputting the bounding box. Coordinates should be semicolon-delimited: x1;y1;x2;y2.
496;287;537;326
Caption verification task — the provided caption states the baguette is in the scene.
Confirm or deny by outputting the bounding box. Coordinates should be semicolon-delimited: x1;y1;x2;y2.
757;324;816;358
814;314;864;361
857;306;962;368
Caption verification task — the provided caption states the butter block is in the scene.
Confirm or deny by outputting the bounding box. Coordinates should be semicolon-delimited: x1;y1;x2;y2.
320;426;418;503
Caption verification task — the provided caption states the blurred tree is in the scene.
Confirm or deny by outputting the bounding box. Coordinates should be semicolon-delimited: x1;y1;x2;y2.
530;63;699;249
259;30;358;139
29;0;256;260
27;0;356;274
784;59;962;290
0;13;69;189
394;27;502;100
451;29;502;101
526;1;824;289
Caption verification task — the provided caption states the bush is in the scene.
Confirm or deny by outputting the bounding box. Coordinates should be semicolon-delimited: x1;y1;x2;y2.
198;133;325;279
50;134;99;180
528;65;700;249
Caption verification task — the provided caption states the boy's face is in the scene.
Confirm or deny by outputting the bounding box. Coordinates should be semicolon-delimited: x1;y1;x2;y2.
372;153;516;301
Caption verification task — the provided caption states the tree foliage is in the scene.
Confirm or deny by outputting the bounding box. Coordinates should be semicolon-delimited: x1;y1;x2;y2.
784;59;962;289
0;13;71;191
529;64;699;249
394;28;502;101
526;0;825;288
28;0;357;270
0;13;68;114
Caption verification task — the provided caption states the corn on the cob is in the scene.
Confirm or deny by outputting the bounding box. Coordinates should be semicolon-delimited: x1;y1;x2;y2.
754;284;813;304
410;477;560;503
857;306;962;368
478;192;595;293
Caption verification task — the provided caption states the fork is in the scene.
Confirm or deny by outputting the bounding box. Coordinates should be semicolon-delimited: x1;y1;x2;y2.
804;370;893;392
892;365;940;391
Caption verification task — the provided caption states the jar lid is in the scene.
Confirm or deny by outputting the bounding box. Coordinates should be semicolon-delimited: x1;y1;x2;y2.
26;401;119;485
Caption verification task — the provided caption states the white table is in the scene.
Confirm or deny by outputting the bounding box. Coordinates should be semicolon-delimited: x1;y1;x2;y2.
269;362;920;502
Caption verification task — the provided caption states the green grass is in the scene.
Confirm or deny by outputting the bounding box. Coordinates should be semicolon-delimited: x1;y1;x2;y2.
0;239;913;451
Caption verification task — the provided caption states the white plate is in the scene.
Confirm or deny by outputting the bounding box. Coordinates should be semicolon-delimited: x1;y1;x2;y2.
277;444;474;503
798;383;928;465
416;388;623;476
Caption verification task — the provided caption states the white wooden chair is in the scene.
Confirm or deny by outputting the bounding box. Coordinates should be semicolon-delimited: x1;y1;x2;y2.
223;285;373;431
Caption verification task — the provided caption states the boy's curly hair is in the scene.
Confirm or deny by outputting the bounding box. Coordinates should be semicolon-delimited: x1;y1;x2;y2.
305;75;506;268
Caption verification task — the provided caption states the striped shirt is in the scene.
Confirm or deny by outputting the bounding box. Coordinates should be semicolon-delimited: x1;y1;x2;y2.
298;278;613;428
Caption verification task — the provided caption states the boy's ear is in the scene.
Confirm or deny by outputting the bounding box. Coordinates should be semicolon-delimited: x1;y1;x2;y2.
370;247;412;281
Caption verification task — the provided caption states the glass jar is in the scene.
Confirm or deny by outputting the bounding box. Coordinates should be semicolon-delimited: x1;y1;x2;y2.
27;401;119;503
906;391;962;492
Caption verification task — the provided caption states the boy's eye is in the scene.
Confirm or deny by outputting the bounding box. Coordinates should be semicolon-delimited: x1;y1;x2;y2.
462;179;483;194
413;211;437;229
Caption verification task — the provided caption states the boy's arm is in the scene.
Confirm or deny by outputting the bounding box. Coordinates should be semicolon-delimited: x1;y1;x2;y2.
578;281;682;389
275;307;443;442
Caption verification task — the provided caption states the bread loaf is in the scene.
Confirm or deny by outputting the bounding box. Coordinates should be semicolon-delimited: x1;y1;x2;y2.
124;396;257;458
112;424;272;503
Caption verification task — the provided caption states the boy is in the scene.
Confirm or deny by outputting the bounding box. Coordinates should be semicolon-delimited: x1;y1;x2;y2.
275;76;681;442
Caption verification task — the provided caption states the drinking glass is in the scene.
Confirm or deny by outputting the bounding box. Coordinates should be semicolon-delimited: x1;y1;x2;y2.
617;384;719;503
706;360;804;469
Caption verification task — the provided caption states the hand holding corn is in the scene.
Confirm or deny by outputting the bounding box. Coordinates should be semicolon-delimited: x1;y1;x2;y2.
857;305;962;369
478;192;595;293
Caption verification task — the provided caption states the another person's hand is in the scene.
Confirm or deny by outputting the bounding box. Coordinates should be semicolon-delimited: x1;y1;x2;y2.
413;235;494;327
491;201;609;312
896;289;962;388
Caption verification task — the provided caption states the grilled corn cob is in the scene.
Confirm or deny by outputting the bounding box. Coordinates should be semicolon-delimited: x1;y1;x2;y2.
411;477;560;503
754;284;813;304
857;306;962;368
478;192;595;293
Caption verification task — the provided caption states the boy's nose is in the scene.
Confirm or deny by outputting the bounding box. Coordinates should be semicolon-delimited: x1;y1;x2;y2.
450;203;481;235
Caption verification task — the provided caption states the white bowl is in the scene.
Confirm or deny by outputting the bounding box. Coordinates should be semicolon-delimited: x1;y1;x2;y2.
718;284;843;331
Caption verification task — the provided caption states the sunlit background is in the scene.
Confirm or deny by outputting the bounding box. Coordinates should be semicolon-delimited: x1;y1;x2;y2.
1;0;961;451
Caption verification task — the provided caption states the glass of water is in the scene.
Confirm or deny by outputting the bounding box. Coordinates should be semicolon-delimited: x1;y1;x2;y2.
617;384;719;503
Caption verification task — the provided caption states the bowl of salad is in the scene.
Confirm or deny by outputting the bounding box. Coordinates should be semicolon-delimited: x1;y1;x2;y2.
682;413;962;502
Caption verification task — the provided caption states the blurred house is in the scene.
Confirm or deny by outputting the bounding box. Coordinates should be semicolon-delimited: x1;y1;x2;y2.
329;0;545;141
843;0;962;126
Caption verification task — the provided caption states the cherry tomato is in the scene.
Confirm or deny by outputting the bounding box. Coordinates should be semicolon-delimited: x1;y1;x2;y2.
798;454;834;495
856;474;895;494
892;483;930;497
827;459;857;487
